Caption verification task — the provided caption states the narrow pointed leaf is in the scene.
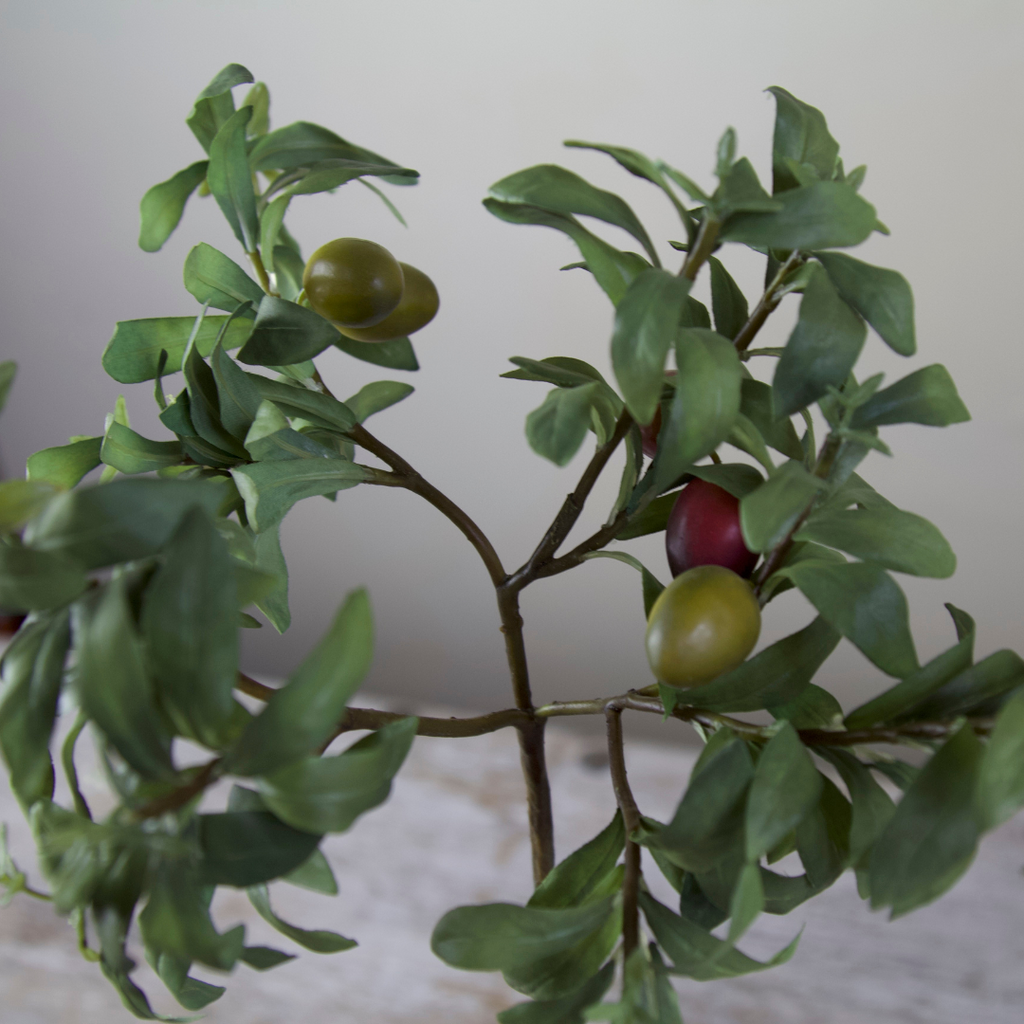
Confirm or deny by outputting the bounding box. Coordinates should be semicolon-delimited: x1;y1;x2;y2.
207;106;260;250
183;243;264;315
246;883;356;953
138;161;209;253
851;364;970;429
26;437;103;490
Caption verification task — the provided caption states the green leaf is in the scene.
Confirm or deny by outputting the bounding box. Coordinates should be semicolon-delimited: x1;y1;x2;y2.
186;63;253;153
147;951;225;1010
610;269;692;424
639;892;799;980
238;296;341;366
72;578;174;778
100;423;184;475
231;459;369;532
344;381;415;422
745;721;823;861
708;256;749;340
817;749;895;868
489;164;659;265
244;401;337;462
197;810;321;887
776;560;918;678
207;106;260;251
241;81;269;136
721;182;876;251
814;251;915;356
499;962;615;1024
645;737;753;873
583;948;680;1024
581;552;664;619
653;328;742;493
0;360;15;416
740;460;825;553
247;374;356;433
725;412;775;474
103;316;253;384
769;683;843;729
668;616;840;713
259;195;291;275
772;264;866;418
614;489;681;540
431;897;617;998
766;87;840;193
740;380;803;460
140;860;245;971
528;812;624;910
869;724;983;916
796;505;955;578
819;471;895;512
239;946;296;970
183;243;265;314
906;649;1024;721
333;331;419;371
851;364;970;429
483;198;644;306
227;589;374;775
0;610;71;807
140;507;238;748
282;848;338;895
246;883;356;953
138;161;209;253
210;341;263;440
687;463;766;500
976;690;1024;830
249;121;414;184
794;776;850;888
0;481;57;534
252;524;290;633
259;717;417;833
26;437;103;490
526;383;601;466
0;543;88;612
503;356;610;389
181;326;247;457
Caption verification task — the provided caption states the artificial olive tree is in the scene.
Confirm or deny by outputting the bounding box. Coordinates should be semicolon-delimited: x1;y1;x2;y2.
1;64;1022;1022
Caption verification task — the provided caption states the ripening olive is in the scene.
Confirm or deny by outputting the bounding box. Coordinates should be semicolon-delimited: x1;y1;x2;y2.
335;262;439;342
645;564;761;687
303;238;405;328
665;478;758;579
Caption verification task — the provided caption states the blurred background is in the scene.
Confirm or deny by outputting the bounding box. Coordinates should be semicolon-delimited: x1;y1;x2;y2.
1;0;1022;737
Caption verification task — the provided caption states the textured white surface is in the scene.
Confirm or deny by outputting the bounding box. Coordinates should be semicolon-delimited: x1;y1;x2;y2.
2;701;1023;1024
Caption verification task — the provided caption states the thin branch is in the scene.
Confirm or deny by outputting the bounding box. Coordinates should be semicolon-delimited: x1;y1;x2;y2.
248;249;276;296
732;250;805;354
680;216;721;281
606;709;641;958
330;705;532;740
237;672;276;700
134;759;221;820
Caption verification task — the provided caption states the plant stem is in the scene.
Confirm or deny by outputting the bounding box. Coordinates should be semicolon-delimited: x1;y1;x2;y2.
248;249;275;295
332;705;532;739
680;216;721;281
606;709;641;958
732;250;805;354
134;759;222;820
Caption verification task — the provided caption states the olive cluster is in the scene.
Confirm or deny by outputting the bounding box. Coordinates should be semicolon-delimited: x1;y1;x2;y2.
302;237;439;343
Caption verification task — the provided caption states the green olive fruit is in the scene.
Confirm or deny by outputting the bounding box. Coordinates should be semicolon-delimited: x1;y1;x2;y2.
645;564;761;687
335;262;439;342
302;238;405;328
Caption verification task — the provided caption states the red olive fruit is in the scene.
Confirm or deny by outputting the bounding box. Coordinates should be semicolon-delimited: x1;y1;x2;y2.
645;564;761;687
666;478;758;579
302;238;405;328
335;262;439;342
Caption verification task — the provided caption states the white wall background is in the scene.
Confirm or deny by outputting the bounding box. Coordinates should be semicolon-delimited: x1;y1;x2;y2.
1;0;1021;735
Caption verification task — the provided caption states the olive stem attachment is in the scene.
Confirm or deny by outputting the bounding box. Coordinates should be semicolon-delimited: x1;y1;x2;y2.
248;248;276;296
606;708;642;959
680;215;721;281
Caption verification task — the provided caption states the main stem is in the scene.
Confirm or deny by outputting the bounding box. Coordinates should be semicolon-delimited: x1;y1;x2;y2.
606;709;641;958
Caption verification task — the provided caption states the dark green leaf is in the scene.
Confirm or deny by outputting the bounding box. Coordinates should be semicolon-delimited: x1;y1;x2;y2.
239;946;296;970
0;481;57;534
186;63;253;153
140;508;238;747
211;341;263;440
721;182;876;251
687;462;766;499
851;364;970;429
282;848;338;895
709;256;749;340
503;356;609;388
252;524;290;633
581;551;664;619
526;383;601;466
746;722;823;860
769;683;843;728
679;295;712;329
776;560;918;678
611;269;691;424
907;650;1024;721
72;578;174;778
26;437;103;490
490;164;659;265
819;471;895;512
238;296;341;366
766;87;840;193
0;542;87;612
100;423;184;475
246;883;356;952
814;251;915;356
484;198;644;306
740;380;803;460
138;161;209;253
103;316;252;384
669;616;840;713
498;961;615;1024
147;950;225;1010
794;776;850;888
529;812;624;910
869;724;983;916
231;459;369;532
796;505;955;578
652;328;742;492
198;811;321;887
772;264;866;418
740;460;825;553
183;243;264;314
345;381;415;422
181;329;247;457
247;374;356;433
639;892;799;980
614;489;681;541
244;401;337;462
259;717;417;833
227;589;374;776
333;331;419;371
0;610;71;807
976;690;1024;830
817;749;895;868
